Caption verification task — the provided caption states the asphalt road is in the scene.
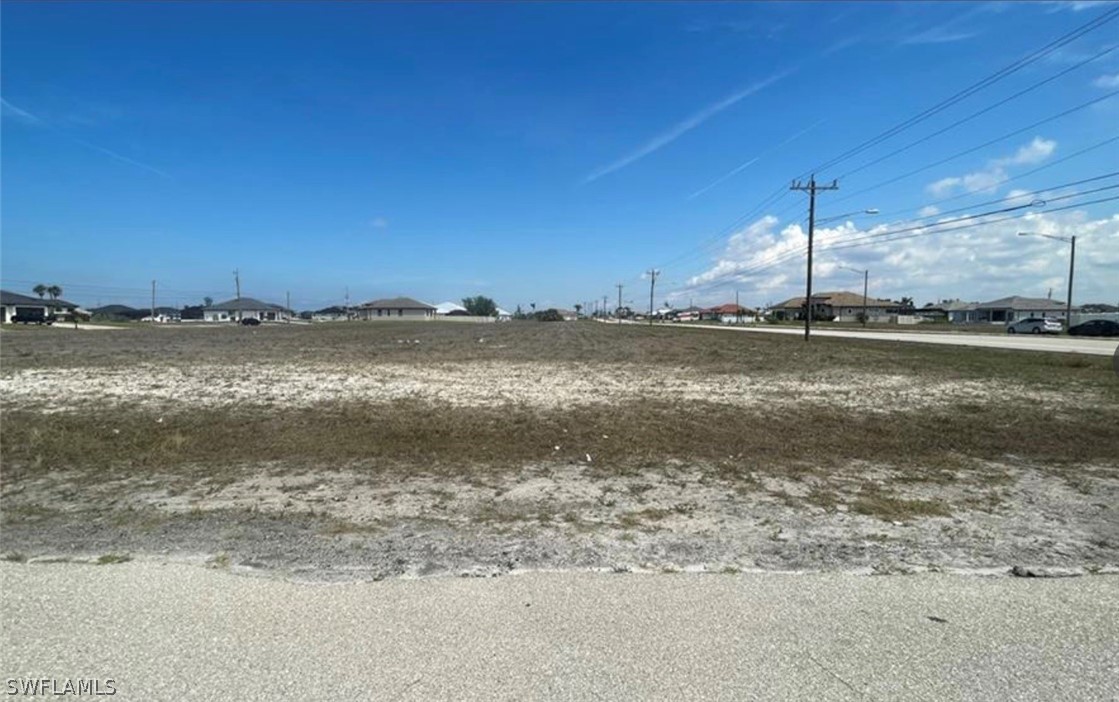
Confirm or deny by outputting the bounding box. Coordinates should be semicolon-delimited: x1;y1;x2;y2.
3;562;1117;701
671;323;1119;356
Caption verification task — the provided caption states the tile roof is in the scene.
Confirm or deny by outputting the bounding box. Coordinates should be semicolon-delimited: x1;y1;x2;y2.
359;297;436;310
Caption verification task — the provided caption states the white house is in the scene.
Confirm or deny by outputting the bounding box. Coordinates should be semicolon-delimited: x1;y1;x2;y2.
355;297;436;320
204;297;288;322
1;289;78;323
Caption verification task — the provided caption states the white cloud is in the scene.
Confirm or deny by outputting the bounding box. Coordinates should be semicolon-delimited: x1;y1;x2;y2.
1094;74;1119;89
370;217;389;229
925;137;1056;196
918;206;940;217
673;207;1119;309
1;97;42;124
582;69;793;184
997;136;1057;166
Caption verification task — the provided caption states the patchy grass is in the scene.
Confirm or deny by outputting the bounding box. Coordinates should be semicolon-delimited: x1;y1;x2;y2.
851;490;953;522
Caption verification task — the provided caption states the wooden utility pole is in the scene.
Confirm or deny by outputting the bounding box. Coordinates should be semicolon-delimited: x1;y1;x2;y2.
151;280;156;324
234;269;241;300
647;269;659;326
791;176;838;342
286;291;291;322
616;284;623;324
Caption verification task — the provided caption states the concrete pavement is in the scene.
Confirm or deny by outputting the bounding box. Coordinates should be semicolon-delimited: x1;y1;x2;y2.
3;562;1117;700
670;323;1119;356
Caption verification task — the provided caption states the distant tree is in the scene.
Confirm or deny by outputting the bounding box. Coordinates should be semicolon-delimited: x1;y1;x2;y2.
513;304;526;320
181;305;205;321
899;296;915;311
462;295;497;317
203;296;214;307
574;303;583;317
46;285;63;315
33;284;47;300
534;308;563;322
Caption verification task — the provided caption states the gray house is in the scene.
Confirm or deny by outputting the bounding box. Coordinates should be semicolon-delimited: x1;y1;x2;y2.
974;296;1073;323
919;300;979;324
1;289;78;323
356;297;436;320
204;297;288;322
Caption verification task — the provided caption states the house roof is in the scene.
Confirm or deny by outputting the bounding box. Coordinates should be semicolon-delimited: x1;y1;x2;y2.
976;296;1069;311
771;291;897;309
434;301;467;314
707;303;756;314
1;289;78;309
923;300;978;312
206;297;281;311
359;297;435;310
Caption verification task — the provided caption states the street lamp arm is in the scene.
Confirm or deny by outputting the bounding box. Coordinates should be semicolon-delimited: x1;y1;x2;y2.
1018;231;1072;244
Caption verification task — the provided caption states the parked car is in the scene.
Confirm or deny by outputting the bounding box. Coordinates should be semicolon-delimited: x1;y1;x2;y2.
10;314;55;325
1006;317;1062;334
240;317;261;326
1067;319;1119;337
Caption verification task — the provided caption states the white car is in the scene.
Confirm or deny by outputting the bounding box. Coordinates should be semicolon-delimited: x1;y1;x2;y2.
1006;317;1062;334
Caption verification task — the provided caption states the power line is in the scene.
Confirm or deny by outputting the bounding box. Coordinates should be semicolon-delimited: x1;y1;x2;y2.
811;6;1119;177
835;43;1118;182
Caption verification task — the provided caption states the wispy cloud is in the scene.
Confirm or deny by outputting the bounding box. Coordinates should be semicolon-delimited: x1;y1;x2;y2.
1;97;170;179
1095;73;1119;88
370;217;389;229
688;118;824;200
900;28;977;45
582;69;794;184
1;98;42;124
926;136;1057;197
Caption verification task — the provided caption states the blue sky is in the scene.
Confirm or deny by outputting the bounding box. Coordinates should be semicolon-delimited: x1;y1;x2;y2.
2;1;1117;312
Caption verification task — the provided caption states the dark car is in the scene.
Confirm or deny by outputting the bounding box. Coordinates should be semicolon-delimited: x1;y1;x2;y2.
240;317;262;326
1068;319;1119;337
10;314;55;325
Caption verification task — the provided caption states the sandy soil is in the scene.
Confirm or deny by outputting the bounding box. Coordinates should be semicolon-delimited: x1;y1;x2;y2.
0;361;1093;413
4;458;1116;580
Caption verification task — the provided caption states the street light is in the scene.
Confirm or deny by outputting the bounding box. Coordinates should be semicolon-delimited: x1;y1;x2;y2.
817;208;880;225
840;265;870;327
1018;231;1076;331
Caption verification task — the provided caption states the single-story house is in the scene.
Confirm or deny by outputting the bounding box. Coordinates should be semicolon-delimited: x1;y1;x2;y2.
204;297;289;322
554;308;579;321
974;296;1074;323
706;303;757;324
919;300;979;324
356;297;436;320
1;289;78;323
141;306;183;323
769;291;902;322
495;307;512;321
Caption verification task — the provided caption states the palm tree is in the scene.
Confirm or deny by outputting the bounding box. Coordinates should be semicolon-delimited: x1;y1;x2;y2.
45;285;62;318
32;284;47;300
574;303;583;317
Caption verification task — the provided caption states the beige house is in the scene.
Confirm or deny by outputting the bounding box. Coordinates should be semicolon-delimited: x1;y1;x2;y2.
769;291;902;322
204;297;288;322
356;297;436;320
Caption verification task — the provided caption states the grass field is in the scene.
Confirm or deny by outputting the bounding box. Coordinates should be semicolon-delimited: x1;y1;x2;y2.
2;321;1117;578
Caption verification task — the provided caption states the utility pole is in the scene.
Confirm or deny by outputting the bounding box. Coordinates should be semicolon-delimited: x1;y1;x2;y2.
1066;236;1077;328
151;280;156;324
603;295;609;320
345;286;350;320
616;284;623;324
647;269;659;326
861;269;869;327
791;176;839;341
233;269;241;300
286;291;291;322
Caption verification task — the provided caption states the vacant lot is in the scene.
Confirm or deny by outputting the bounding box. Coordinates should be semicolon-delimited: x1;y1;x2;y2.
2;322;1117;579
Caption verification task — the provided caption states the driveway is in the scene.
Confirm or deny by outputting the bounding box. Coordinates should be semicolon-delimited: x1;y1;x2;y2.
3;562;1117;701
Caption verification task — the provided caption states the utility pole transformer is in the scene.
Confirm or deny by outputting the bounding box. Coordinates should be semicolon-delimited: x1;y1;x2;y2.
790;176;839;341
647;269;660;326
